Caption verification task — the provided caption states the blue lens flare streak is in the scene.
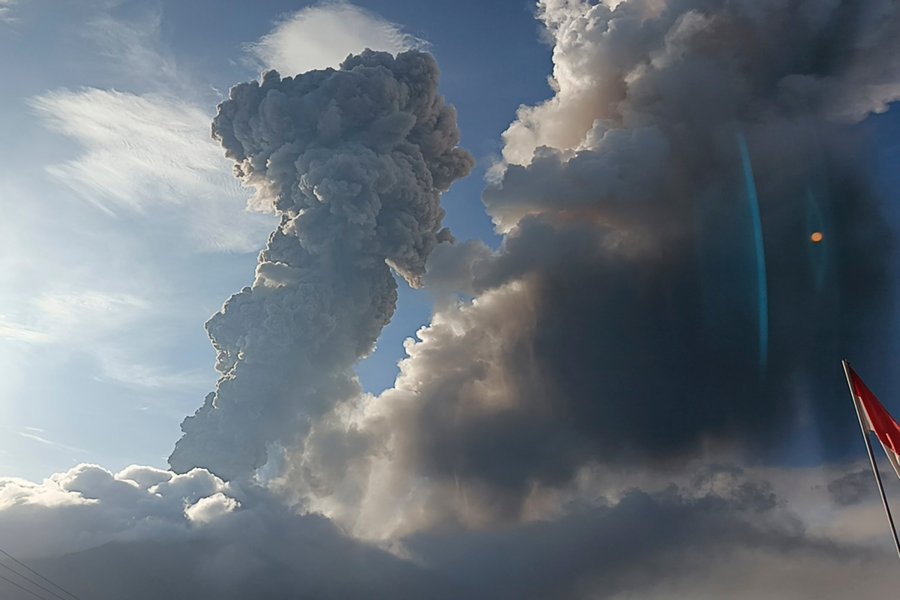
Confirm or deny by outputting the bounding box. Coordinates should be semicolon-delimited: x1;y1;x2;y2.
737;132;769;373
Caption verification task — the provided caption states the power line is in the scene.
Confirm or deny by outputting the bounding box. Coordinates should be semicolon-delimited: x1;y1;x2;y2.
0;560;71;600
0;549;83;600
0;571;55;600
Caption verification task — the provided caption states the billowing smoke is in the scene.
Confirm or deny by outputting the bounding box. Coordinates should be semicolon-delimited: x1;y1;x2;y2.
5;463;900;599
283;0;900;531
0;464;447;599
168;50;473;480
4;2;900;598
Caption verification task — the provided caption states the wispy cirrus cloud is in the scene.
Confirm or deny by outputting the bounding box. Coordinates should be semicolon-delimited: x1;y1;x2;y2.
0;286;204;396
0;0;18;23
31;88;271;252
84;4;183;92
28;0;273;254
18;431;88;455
248;1;427;75
93;359;211;392
0;315;48;343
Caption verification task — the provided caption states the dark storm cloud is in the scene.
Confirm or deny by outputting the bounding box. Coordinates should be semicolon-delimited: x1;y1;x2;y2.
413;2;900;487
412;493;779;599
305;0;898;514
469;153;887;466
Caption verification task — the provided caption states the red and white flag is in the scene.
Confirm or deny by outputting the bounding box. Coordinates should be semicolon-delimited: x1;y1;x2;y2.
847;364;900;479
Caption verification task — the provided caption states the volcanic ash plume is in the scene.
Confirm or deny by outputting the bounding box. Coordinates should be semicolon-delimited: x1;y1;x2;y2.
284;0;900;533
169;50;473;481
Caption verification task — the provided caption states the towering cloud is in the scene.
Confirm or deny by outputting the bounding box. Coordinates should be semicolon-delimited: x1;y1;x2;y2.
285;0;900;532
168;50;473;480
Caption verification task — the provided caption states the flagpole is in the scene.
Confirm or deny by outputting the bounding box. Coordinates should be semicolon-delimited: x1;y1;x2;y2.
842;359;900;559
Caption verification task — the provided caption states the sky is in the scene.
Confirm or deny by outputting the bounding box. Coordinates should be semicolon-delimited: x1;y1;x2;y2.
1;0;900;598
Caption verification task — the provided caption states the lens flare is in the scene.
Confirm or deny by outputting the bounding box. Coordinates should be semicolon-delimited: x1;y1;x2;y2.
737;132;768;373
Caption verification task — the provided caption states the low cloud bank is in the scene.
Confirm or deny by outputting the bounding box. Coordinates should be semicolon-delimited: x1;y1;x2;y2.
2;463;898;599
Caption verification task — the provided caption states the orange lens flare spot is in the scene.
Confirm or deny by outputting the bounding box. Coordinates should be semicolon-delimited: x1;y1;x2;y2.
810;231;824;243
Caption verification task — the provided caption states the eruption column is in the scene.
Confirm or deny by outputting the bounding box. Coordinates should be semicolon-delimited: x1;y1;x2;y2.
169;50;473;481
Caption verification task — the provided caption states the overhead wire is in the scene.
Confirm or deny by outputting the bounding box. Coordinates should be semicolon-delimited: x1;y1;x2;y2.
0;560;71;600
0;548;84;600
0;570;57;600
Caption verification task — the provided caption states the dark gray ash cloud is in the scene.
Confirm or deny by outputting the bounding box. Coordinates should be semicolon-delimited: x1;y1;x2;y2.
168;49;473;481
292;0;899;521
